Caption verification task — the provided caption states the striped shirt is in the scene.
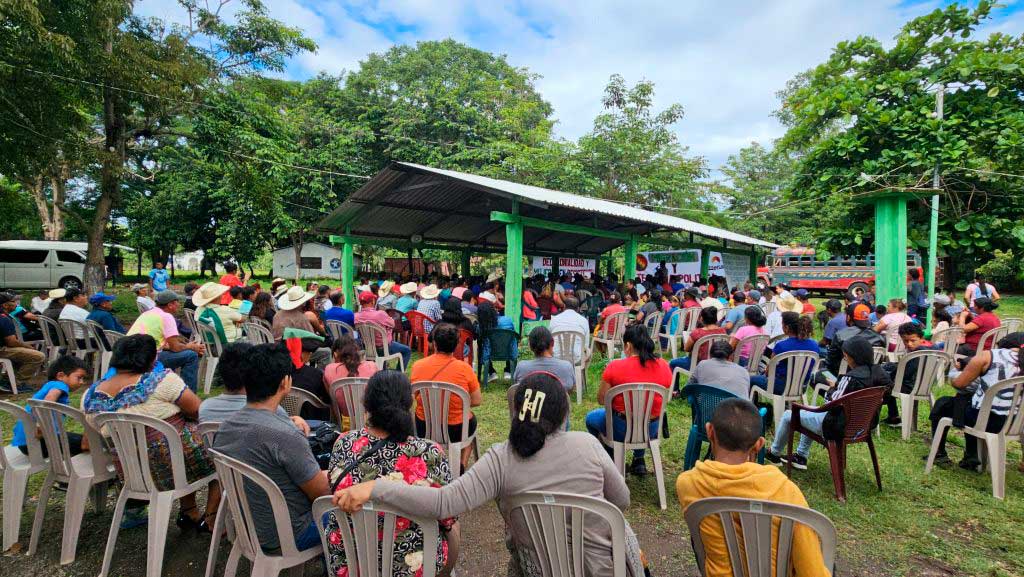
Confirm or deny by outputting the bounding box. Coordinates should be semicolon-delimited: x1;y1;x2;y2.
971;348;1020;415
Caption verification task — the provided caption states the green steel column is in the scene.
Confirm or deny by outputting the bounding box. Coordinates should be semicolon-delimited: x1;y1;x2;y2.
749;247;758;284
874;196;908;305
504;207;524;331
340;227;355;310
550;255;559;278
624;234;639;282
700;247;710;280
461;248;471;278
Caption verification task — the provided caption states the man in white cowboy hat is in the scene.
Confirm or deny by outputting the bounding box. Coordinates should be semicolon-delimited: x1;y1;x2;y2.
395;282;418;314
415;284;442;333
193;282;244;344
375;280;397;310
42;288;67;322
765;293;804;345
273;285;331;366
127;290;204;391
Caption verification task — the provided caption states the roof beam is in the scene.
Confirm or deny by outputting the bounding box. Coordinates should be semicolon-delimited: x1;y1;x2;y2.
491;211;632;241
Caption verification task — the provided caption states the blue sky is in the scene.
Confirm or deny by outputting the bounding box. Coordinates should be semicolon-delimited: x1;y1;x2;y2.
136;0;1023;172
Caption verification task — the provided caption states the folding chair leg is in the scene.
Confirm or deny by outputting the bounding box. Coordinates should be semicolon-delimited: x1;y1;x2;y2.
612;443;625;477
925;418;953;473
99;491;129;577
145;493;174;577
27;472;54;556
899;395;913;441
224;542;243;577
205;505;228;577
867;436;883;492
649;441;667;510
826;442;845;502
57;478;94;564
772;397;785;431
92;481;109;513
986;436;1006;500
2;468;30;551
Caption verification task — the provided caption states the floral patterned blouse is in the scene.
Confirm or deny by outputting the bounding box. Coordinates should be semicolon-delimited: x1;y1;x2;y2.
325;429;454;577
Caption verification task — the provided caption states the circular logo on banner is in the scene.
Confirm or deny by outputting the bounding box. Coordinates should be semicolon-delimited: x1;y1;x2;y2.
330;258;340;270
636;254;649;272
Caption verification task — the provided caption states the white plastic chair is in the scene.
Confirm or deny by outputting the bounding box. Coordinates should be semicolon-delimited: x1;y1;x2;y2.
313;495;442;577
730;334;770;376
661;307;701;358
591;311;628;359
884;325;907;361
892;350;949;440
242;321;274;345
182;308;202;343
325;320;356;342
932;326;964;363
411;381;479;478
656;309;682;357
717;307;731;324
0;401;48;552
59;318;98;366
0;358;19;394
925;377;1024;499
281;387;330;419
87;320;119;379
759;301;778;316
37;315;66;363
26;400;115;565
205;449;321;577
551;330;590;403
1003;318;1023;334
684;497;838;577
642;311;664;341
194;422;234;577
94;412;218;577
354;322;404;371
750;350;819;430
505;491;630;577
671;333;730;384
601;382;670;509
195;322;223;394
329;377;370;431
976;325;1009;354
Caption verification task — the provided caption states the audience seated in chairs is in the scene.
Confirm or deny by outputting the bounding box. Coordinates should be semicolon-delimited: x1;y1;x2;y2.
512;326;576;393
213;342;330;552
356;291;413;368
324;370;460;577
86;292;125;333
334;372;652;577
410;323;482;470
765;336;890;471
0;292;46;388
676;398;829;577
127;290;204;392
688;340;750;400
879;322;942;426
822;303;885;376
82;334;220;531
669;306;727;376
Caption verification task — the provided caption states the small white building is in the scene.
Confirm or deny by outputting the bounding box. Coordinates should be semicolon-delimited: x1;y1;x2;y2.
172;250;205;271
272;242;362;280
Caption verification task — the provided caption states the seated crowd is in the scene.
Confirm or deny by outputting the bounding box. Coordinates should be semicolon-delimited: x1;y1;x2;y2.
1;261;1020;577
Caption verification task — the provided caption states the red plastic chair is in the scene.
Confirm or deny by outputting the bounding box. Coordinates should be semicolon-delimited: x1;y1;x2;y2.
454;328;475;367
405;311;432;357
786;386;887;502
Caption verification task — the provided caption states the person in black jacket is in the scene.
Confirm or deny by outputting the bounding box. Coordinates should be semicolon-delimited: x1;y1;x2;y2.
767;336;891;470
822;302;886;375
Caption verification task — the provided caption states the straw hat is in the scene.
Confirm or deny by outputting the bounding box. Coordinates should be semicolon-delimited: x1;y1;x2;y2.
48;288;67;300
192;282;230;308
419;284;440;300
399;282;418;295
776;295;803;314
278;285;314;311
486;271;501;284
274;284;291;298
378;281;395;298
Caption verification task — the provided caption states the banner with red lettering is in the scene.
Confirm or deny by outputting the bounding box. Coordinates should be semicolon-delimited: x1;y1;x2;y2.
530;256;596;276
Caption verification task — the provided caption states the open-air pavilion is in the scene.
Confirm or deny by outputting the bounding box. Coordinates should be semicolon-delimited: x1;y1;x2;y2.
316;162;778;327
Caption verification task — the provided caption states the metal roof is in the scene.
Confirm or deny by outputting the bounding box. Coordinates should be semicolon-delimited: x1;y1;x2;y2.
316;162;777;255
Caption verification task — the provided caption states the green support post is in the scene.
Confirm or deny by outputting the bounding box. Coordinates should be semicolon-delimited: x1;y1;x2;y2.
873;196;909;305
749;248;758;285
339;228;355;310
550;255;559;278
461;249;471;278
504;204;524;331
624;235;638;281
700;248;710;280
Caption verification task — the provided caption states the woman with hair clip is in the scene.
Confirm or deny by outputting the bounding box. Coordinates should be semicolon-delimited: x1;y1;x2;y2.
324;370;459;577
586;324;672;477
333;372;650;577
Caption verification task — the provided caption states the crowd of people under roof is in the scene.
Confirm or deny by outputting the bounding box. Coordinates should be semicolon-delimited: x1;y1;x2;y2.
0;255;1020;577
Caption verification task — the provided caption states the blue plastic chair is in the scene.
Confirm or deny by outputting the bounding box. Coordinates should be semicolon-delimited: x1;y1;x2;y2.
683;384;767;470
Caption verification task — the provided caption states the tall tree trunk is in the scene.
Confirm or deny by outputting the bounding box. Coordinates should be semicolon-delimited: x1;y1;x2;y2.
48;161;68;239
292;233;304;284
25;166;66;241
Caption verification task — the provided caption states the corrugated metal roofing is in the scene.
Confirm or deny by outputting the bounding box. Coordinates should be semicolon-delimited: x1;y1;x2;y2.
317;162;777;253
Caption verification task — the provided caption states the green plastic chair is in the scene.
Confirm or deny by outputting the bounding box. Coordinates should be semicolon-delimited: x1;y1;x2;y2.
478;328;519;383
683;384;767;470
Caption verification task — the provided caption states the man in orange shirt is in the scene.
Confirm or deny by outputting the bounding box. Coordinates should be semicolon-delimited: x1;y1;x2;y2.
410;322;482;470
676;399;830;577
219;261;245;305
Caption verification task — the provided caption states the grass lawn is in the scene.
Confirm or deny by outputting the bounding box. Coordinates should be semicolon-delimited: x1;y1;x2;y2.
2;293;1022;576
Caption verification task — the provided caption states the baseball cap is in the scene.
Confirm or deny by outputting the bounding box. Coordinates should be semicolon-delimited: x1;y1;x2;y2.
794;288;809;298
89;292;117;306
748;290;762;302
825;299;842;312
932;294;951;306
0;292;14;306
358;291;375;305
842;336;875;367
847;302;871;324
154;290;180;306
131;283;147;293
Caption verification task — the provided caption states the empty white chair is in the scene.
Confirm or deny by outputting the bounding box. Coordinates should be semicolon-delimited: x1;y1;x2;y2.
591;311;628;359
94;412;218;577
892;350;949;440
26;400;115;565
600;383;670;509
411;381;479;478
325;320;356;342
551;330;590;403
195;322;223;394
206;449;321;577
281;387;330;419
0;401;48;552
505;491;631;577
925;377;1024;499
241;321;273;345
641;311;664;341
329;378;370;431
36;315;66;363
354;322;404;371
932;326;964;363
313;495;442;577
750;350;819;430
684;497;838;577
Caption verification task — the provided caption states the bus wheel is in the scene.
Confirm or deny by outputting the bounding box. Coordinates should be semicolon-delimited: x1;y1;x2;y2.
848;282;869;298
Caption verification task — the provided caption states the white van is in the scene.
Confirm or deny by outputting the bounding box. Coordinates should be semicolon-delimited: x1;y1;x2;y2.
0;240;89;290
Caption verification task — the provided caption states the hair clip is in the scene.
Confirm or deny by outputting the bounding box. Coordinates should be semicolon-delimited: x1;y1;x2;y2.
518;388;547;423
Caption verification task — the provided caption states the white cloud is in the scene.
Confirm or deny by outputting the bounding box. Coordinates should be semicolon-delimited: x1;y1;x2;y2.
134;0;1024;170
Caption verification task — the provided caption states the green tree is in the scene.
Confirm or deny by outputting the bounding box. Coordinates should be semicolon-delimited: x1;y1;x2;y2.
713;142;803;241
778;1;1024;272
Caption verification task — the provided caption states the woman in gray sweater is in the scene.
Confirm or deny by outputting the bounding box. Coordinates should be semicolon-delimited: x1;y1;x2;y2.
333;373;647;576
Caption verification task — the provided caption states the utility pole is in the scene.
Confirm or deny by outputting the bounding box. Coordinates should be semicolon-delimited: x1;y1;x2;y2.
925;87;944;334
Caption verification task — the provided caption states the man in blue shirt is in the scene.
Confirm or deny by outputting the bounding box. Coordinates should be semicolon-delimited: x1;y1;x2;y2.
86;292;126;333
323;291;355;331
820;299;846;348
149;261;170;292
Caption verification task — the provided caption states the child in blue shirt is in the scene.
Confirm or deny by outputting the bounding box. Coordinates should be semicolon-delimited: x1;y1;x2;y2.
10;355;89;456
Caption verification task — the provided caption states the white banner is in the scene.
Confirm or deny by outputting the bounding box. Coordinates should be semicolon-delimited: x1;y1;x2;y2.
719;252;752;289
531;256;596;276
636;249;749;286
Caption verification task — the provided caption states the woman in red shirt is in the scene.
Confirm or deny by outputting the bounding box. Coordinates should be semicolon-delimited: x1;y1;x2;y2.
218;261;245;305
585;324;671;477
959;297;1001;357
